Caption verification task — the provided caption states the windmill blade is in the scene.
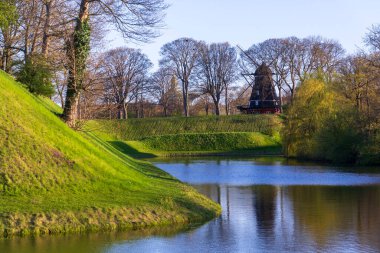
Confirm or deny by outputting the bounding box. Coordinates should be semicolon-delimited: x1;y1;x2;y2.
267;58;277;68
237;45;260;67
236;74;255;100
238;45;278;72
236;84;252;101
242;74;254;87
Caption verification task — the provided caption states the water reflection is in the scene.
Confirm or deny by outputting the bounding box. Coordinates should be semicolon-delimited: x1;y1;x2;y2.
1;158;380;253
0;225;198;253
253;186;276;240
152;158;380;186
193;184;380;253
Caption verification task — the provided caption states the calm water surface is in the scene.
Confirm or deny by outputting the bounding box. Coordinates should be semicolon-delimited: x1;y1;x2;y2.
2;157;380;253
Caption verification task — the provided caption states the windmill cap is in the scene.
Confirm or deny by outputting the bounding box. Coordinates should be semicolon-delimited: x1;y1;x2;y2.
254;63;273;76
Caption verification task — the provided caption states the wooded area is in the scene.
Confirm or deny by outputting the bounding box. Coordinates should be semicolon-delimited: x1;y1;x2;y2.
1;0;380;163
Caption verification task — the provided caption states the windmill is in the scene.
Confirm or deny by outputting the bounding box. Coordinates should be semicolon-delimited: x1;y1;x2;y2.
236;46;280;114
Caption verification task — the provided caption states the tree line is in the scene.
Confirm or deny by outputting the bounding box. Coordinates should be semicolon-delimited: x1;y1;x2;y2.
0;2;379;129
0;0;167;125
73;36;349;120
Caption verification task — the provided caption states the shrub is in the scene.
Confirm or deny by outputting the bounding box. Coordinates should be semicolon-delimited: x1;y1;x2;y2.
315;109;364;163
16;54;55;97
283;75;365;164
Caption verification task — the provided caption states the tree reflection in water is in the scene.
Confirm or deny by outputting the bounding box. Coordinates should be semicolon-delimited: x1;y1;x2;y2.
194;184;380;252
2;158;380;253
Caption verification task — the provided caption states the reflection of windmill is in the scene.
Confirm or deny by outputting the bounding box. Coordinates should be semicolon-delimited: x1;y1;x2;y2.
237;46;280;114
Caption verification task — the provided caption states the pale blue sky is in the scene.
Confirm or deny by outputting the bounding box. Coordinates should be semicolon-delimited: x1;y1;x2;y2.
108;0;380;69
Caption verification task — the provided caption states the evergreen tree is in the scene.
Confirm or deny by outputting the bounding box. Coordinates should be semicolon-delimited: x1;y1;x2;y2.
16;54;54;97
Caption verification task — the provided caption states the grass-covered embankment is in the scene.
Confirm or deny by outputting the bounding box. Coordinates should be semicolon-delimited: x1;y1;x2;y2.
86;115;283;157
0;71;220;237
122;132;281;157
86;114;282;140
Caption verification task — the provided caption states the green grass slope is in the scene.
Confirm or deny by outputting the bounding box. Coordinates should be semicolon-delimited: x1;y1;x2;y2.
121;132;281;157
86;114;283;157
86;114;283;141
0;71;220;237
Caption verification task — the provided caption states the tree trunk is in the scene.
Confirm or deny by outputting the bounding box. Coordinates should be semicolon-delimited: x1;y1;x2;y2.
182;81;189;117
183;94;189;117
117;108;121;119
62;0;90;125
59;92;64;109
30;2;44;56
215;104;220;115
63;73;80;123
2;31;12;73
224;87;229;115
278;87;283;113
124;103;128;119
4;47;12;73
2;45;8;72
42;0;52;56
77;95;82;120
24;24;29;59
213;97;220;116
140;95;144;118
117;103;127;119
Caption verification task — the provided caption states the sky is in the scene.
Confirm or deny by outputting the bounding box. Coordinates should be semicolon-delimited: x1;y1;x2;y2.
107;0;380;69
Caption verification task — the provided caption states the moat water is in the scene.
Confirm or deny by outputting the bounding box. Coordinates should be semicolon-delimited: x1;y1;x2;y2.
2;157;380;253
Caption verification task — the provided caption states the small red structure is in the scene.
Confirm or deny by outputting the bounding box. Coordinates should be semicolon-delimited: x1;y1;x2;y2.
237;63;280;114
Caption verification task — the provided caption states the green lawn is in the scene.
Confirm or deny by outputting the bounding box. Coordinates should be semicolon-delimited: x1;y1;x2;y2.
0;71;220;237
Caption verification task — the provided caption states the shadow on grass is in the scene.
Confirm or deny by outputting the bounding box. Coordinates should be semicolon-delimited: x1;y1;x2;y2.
110;141;283;158
82;132;174;180
179;146;283;157
109;141;157;159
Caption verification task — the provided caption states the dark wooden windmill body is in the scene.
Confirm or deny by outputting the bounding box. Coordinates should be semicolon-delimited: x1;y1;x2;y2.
237;63;280;114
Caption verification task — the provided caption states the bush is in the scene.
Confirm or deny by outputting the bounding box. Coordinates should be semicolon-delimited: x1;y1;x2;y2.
360;133;380;165
16;54;55;97
283;78;336;159
283;76;366;164
315;109;363;163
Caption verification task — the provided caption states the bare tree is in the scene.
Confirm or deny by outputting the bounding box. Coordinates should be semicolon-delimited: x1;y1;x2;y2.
365;24;380;52
220;44;238;115
160;38;199;117
338;55;371;110
0;0;20;72
62;0;167;125
197;42;237;115
150;67;181;116
241;36;344;105
100;47;152;119
337;53;380;141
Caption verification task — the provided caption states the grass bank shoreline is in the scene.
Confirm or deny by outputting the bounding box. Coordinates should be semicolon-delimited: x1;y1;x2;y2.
0;71;220;238
0;198;220;238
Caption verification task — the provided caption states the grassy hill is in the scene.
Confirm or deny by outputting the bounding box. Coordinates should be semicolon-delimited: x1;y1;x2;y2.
86;114;283;141
0;71;220;237
86;115;283;157
116;132;281;157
